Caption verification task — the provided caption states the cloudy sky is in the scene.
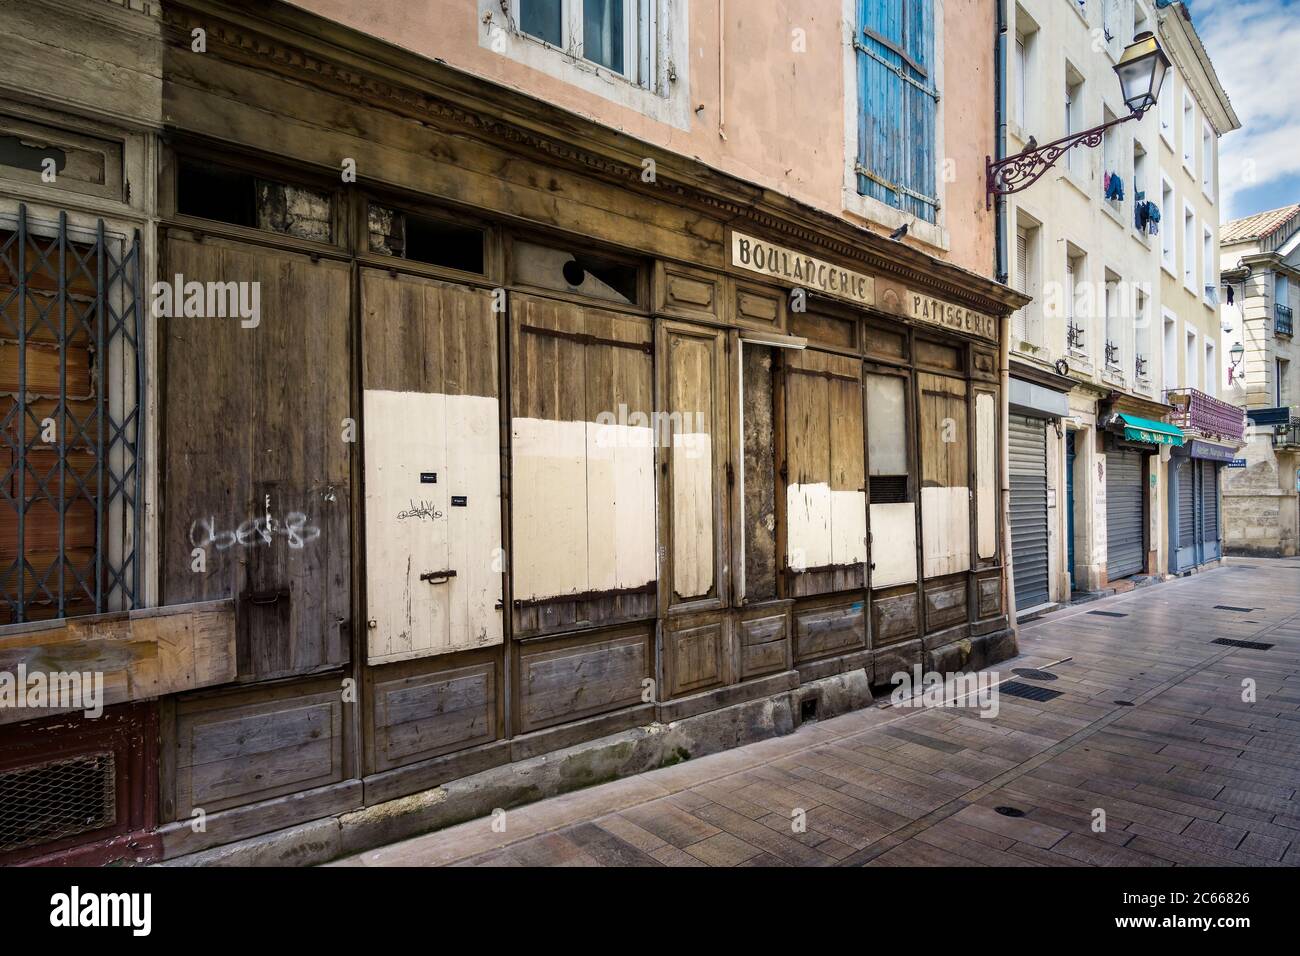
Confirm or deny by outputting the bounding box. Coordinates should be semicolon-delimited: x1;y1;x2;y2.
1188;0;1300;222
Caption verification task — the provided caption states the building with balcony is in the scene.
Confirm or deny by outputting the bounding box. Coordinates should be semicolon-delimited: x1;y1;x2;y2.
1219;203;1300;555
999;0;1237;612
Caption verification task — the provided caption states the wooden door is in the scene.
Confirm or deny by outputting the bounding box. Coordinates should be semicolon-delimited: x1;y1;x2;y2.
161;234;351;680
361;269;502;663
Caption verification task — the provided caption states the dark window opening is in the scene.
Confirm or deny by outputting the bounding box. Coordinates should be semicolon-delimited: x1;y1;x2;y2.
520;0;563;46
368;204;485;274
177;160;333;243
869;475;909;504
512;239;641;306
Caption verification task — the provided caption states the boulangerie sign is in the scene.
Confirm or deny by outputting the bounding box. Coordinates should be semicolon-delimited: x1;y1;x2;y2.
730;231;875;307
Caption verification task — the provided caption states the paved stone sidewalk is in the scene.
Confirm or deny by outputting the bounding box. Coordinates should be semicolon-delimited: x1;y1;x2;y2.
333;557;1300;867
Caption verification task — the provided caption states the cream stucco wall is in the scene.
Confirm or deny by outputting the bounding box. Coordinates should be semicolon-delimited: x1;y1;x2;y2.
289;0;996;275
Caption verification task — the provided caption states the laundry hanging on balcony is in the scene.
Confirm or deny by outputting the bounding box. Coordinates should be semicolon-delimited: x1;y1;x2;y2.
1104;171;1125;202
1134;194;1160;235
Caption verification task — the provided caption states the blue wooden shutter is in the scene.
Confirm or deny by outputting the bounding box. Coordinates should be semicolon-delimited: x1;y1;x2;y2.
855;0;939;224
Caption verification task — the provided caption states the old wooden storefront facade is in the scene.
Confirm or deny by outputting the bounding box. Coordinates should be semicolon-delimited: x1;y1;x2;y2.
0;0;1026;864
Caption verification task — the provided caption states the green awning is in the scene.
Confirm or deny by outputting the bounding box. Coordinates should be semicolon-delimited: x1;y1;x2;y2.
1118;414;1184;447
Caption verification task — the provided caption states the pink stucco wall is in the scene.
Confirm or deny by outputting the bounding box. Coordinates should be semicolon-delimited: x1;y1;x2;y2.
290;0;995;276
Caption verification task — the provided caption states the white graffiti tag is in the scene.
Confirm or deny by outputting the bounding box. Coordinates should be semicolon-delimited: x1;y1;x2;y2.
190;512;321;551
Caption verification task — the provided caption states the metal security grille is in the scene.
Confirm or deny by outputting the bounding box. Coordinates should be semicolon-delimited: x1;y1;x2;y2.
1009;415;1049;610
1106;445;1144;580
0;751;117;853
1200;461;1220;557
0;205;144;623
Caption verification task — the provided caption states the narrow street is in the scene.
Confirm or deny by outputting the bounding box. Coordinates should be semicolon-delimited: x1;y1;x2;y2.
336;557;1300;867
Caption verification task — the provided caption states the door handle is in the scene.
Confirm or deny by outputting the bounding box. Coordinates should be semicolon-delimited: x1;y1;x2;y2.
419;569;457;584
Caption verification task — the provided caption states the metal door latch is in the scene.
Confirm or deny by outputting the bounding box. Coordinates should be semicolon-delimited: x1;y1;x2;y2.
419;569;457;584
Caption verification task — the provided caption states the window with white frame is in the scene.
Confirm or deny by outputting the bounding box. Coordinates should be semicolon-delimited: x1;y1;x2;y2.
1185;328;1198;390
1103;107;1120;208
1163;313;1177;390
1279;273;1291;310
1104;272;1121;369
1159;73;1174;145
1204;340;1216;397
1182;92;1195;170
1201;121;1214;198
1014;219;1042;344
1067;246;1088;356
1065;66;1084;174
1160;176;1175;270
1202;227;1214;302
1183;203;1196;290
1135;287;1151;382
514;0;657;88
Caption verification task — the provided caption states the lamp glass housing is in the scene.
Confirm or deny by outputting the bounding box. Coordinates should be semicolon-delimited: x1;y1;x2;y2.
1114;31;1170;115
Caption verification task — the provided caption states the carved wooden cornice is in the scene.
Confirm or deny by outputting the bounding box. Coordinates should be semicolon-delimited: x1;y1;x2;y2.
161;0;1027;316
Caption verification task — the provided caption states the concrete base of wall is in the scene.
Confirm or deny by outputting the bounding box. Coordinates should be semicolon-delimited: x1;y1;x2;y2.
160;629;1015;867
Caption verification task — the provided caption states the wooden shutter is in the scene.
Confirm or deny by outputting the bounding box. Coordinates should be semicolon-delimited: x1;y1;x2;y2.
161;235;351;680
783;350;866;597
361;270;502;663
1014;229;1029;342
917;372;970;578
855;0;938;223
510;293;656;635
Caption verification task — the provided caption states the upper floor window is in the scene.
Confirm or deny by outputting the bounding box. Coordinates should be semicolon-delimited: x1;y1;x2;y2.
516;0;655;88
1182;92;1195;170
1201;121;1214;199
854;0;939;224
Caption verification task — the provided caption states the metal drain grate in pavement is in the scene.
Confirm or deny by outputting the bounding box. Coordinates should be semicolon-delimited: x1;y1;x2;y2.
1088;610;1128;618
998;680;1064;702
1012;668;1059;682
1214;605;1254;612
1211;638;1274;651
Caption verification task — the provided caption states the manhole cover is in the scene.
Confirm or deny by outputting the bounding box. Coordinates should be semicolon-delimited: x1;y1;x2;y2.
998;680;1063;702
1212;638;1274;651
1012;668;1059;682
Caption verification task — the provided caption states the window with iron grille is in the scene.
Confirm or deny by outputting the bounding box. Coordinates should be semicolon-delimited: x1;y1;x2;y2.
0;205;144;624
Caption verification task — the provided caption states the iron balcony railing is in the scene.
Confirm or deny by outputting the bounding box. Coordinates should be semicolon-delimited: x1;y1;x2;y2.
1165;387;1247;442
1274;418;1300;449
1278;303;1294;337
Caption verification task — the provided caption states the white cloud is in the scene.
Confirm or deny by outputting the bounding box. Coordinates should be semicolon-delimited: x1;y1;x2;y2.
1196;0;1300;218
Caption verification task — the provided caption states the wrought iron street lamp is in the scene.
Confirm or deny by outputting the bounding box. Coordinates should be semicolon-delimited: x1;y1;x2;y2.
1228;341;1245;385
987;31;1172;207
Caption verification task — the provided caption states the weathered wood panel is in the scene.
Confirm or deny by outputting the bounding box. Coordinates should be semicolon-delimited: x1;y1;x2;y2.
654;262;720;322
510;294;656;636
871;587;919;646
793;600;865;663
738;608;790;679
788;309;856;351
370;660;496;772
663;618;728;698
923;576;969;632
361;271;503;663
977;572;1003;619
172;680;346;818
161;234;350;681
733;281;785;330
515;628;651;733
659;322;729;609
783;349;866;597
0;600;236;725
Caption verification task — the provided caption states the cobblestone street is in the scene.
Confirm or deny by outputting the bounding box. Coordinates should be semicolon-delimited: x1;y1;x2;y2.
336;558;1300;867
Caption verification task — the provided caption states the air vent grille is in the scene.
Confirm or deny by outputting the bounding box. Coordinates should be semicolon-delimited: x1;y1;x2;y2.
0;751;117;853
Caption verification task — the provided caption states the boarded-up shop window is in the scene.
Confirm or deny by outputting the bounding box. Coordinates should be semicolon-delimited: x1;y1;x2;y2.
510;293;656;633
784;350;865;597
361;270;502;663
661;323;728;606
511;240;639;306
740;343;777;602
975;390;998;560
866;372;917;589
161;235;350;679
367;203;485;275
177;160;333;243
918;372;971;577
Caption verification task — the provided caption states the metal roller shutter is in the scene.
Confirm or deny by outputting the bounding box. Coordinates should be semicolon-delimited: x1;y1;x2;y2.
1106;445;1145;580
1176;457;1195;544
1200;461;1220;560
1009;415;1049;610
